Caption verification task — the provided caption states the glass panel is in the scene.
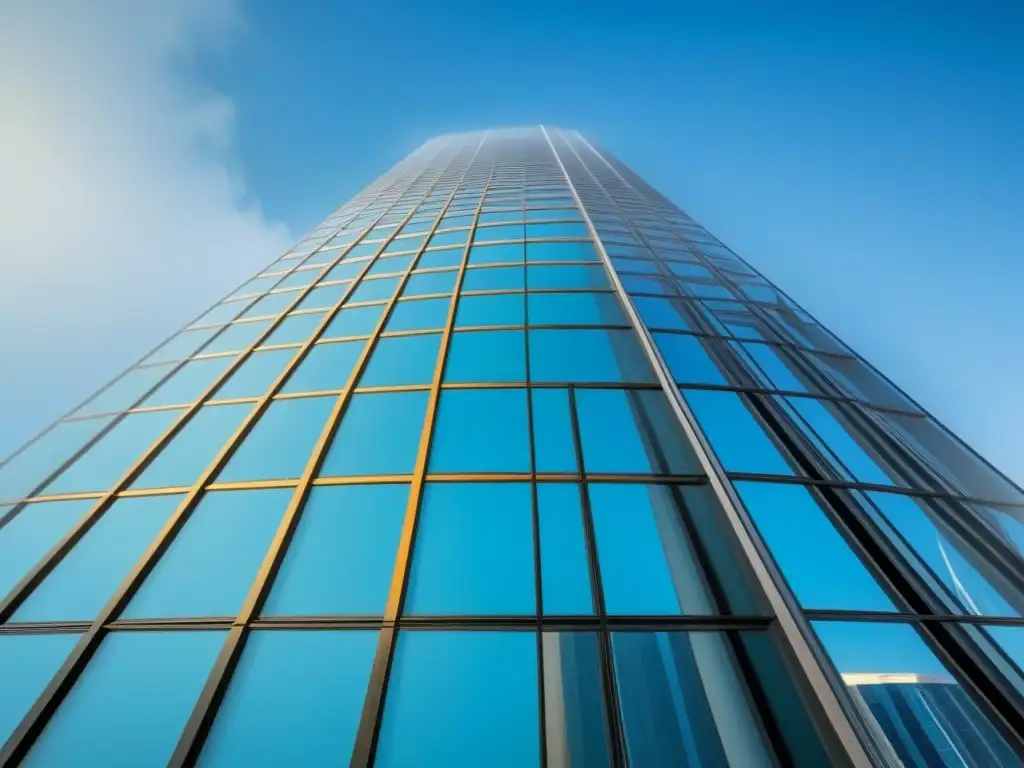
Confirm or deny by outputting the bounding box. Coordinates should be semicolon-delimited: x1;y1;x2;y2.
264;485;408;615
358;334;441;387
683;390;794;475
369;254;415;275
0;633;80;745
0;418;115;501
741;343;808;392
320;392;428;476
529;329;654;383
612;631;775;767
43;410;184;495
527;265;609;290
147;328;219;362
323;304;385;338
217;397;334;482
576;389;699;475
531;389;577;473
528;292;626;326
347;276;400;304
428;229;470;248
654;333;728;385
260;312;323;345
14;495;182;621
141;358;236;407
123;489;290;618
445;330;526;383
0;500;96;601
324;259;368;282
406;483;534;614
376;631;539;766
474;224;524;243
468;243;524;265
403;270;458;296
527;222;589;238
455;293;524;327
274;269;322;290
241;291;300;318
77;365;175;416
213;349;298;400
25;631;225;767
281;340;366;393
200;630;377;766
538;484;592;614
192;301;250;327
633;297;693;332
462;266;525;292
541;632;609;765
814;620;1020;767
416;247;463;270
384;298;450;332
430;389;531;473
526;241;599;262
736;482;896;612
200;321;271;355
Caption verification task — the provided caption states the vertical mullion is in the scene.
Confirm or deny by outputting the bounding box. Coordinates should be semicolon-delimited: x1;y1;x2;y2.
349;151;495;768
542;126;873;766
0;148;455;767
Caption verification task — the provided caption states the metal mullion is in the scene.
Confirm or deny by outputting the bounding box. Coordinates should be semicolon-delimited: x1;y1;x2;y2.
542;126;871;766
349;158;496;768
165;146;486;767
0;152;458;766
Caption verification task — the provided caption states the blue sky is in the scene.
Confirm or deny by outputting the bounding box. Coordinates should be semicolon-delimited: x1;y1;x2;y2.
1;0;1023;486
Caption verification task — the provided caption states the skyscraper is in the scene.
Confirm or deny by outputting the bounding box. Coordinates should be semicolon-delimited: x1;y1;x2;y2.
1;126;1023;765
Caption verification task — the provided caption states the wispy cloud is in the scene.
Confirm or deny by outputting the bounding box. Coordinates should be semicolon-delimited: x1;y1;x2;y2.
0;0;292;456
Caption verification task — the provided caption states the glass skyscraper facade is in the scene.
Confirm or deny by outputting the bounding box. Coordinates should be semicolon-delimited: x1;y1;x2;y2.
1;126;1023;766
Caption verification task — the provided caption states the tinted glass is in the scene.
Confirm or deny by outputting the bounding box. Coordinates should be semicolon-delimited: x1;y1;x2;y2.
359;334;441;387
0;633;80;745
320;391;428;476
537;484;593;614
281;340;366;393
0;500;95;600
430;389;531;473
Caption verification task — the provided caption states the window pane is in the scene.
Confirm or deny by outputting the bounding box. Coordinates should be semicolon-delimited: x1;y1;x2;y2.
462;266;525;292
527;222;589;239
0;633;80;745
282;340;366;393
538;484;592;614
43;410;184;495
348;276;400;304
527;265;609;290
0;500;94;607
634;297;692;332
123;489;290;618
527;241;599;262
146;328;218;362
14;495;182;621
445;330;526;382
264;485;408;615
403;270;458;297
406;483;534;614
217;397;334;482
376;631;539;766
683;390;793;475
200;321;271;355
429;229;470;248
576;389;699;474
612;631;775;766
531;388;577;473
260;312;323;345
132;403;253;489
455;293;524;327
541;632;609;765
324;259;368;282
654;333;728;385
468;243;524;265
385;298;450;332
241;291;300;318
527;291;626;327
142;357;236;407
0;418;115;501
369;254;415;275
430;389;530;472
26;631;225;767
416;247;462;270
323;304;385;338
320;392;427;476
77;366;174;416
474;224;524;243
193;301;250;327
213;349;298;400
529;329;654;383
200;630;377;766
359;334;441;387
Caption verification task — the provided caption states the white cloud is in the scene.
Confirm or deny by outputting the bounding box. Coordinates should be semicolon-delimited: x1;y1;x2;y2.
0;0;292;456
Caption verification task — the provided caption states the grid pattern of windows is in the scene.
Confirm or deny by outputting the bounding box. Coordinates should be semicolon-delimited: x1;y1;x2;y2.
1;127;1023;765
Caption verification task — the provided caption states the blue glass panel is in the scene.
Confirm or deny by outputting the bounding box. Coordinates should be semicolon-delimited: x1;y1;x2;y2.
468;243;524;265
0;633;80;745
526;241;599;262
382;236;423;255
200;321;271;354
416;247;463;269
141;358;235;407
347;276;400;303
474;224;524;243
213;348;298;400
633;297;692;331
385;298;450;332
369;254;415;275
527;265;609;290
430;389;531;472
123;489;290;618
376;631;539;767
344;243;380;260
462;266;525;292
654;332;728;385
0;500;94;605
282;340;365;393
241;291;301;318
320;392;428;476
217;397;334;482
273;268;323;290
576;389;699;474
192;300;250;327
480;210;522;224
668;262;713;279
455;293;525;327
132;404;252;489
231;274;281;298
527;222;589;238
323;259;368;282
541;632;610;765
428;229;469;248
621;275;675;296
323;304;385;338
529;329;654;383
528;292;626;326
44;410;183;495
531;389;577;472
684;390;794;475
25;631;225;767
14;495;182;621
359;334;441;387
264;485;408;615
736;342;806;391
527;208;580;221
296;283;349;311
538;484;592;614
0;419;115;501
403;270;458;296
445;330;526;382
439;215;473;229
406;483;534;614
77;365;175;416
737;483;896;611
201;630;378;766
